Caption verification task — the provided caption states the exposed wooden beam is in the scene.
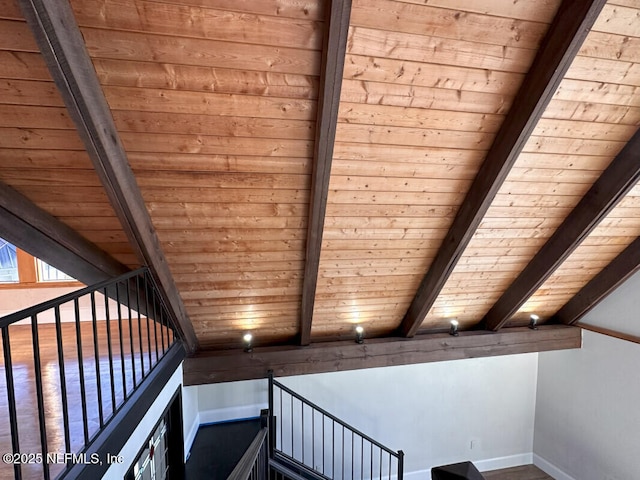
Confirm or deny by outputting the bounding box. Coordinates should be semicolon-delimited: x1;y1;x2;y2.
554;236;640;325
484;131;640;331
299;0;352;346
0;181;129;283
398;0;607;338
18;0;198;352
184;325;581;384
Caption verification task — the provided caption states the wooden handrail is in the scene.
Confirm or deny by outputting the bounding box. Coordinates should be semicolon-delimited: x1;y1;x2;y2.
227;427;268;480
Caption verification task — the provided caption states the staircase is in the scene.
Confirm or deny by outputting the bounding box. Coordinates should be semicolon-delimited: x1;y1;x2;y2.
229;372;404;480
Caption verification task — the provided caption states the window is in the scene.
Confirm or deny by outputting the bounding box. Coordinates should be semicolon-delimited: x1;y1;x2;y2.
0;238;19;283
0;237;78;286
36;259;75;282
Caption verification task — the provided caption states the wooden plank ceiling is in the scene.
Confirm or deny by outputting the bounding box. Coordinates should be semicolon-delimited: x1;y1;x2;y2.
1;0;640;360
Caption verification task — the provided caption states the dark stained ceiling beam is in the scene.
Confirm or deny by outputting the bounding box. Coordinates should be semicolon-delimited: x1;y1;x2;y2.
553;236;640;325
0;181;129;283
184;324;581;384
398;0;608;338
18;0;198;353
299;0;352;346
484;131;640;331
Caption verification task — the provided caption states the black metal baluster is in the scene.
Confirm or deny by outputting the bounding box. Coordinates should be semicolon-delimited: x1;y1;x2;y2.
125;286;137;388
135;276;145;377
30;314;50;480
279;387;283;452
149;272;159;363
54;306;71;453
143;274;152;368
159;307;166;355
74;298;90;444
322;414;325;475
312;409;315;471
342;425;345;479
388;452;392;480
90;292;104;427
2;326;22;480
332;421;335;478
116;284;127;398
379;447;382;480
290;393;293;457
361;436;364;480
302;401;305;465
103;288;116;415
370;442;373;480
352;431;355;480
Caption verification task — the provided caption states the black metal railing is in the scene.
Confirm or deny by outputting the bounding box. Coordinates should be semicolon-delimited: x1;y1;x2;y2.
0;268;180;480
228;415;269;480
268;373;404;480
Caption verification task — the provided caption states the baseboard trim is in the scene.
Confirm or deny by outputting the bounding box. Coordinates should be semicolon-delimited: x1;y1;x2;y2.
533;453;577;480
402;453;533;479
198;403;268;426
475;453;533;472
184;411;200;461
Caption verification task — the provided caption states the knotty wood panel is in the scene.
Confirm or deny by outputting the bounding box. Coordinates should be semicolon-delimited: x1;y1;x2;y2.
0;3;137;269
514;185;640;325
424;5;640;331
313;0;562;339
65;0;326;346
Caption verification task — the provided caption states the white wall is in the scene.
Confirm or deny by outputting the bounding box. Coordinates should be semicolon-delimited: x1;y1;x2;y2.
0;286;80;318
0;285;147;324
195;353;539;477
534;331;640;480
103;363;184;478
534;271;640;480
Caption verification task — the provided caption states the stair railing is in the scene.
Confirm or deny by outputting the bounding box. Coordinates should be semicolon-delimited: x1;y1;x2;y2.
0;267;180;480
268;372;404;480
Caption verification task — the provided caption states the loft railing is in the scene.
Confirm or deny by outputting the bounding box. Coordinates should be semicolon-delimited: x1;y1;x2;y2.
228;412;269;480
268;373;404;480
0;267;180;480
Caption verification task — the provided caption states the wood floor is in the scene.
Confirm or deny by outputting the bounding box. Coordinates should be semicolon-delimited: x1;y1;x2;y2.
0;319;172;480
484;465;554;480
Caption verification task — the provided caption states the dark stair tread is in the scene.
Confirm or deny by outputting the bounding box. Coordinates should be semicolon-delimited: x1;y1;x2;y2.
185;418;261;479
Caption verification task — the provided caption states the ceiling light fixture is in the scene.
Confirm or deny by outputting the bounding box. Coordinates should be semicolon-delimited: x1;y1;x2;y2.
529;314;539;330
243;332;253;352
355;325;364;344
449;319;459;337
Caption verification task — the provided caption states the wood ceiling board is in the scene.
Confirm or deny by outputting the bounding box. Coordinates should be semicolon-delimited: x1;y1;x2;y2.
545;98;640;123
343;54;524;96
554;79;640;108
351;0;549;49
483;128;640;330
79;27;320;76
112;112;315;141
129;154;312;175
0;181;129;284
0;78;137;271
338;103;504;132
401;0;560;23
102;85;315;121
348;26;536;74
91;58;318;99
335;124;494;150
340;78;513;114
556;236;640;324
517;199;640;322
397;0;606;337
19;0;199;350
69;0;323;50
